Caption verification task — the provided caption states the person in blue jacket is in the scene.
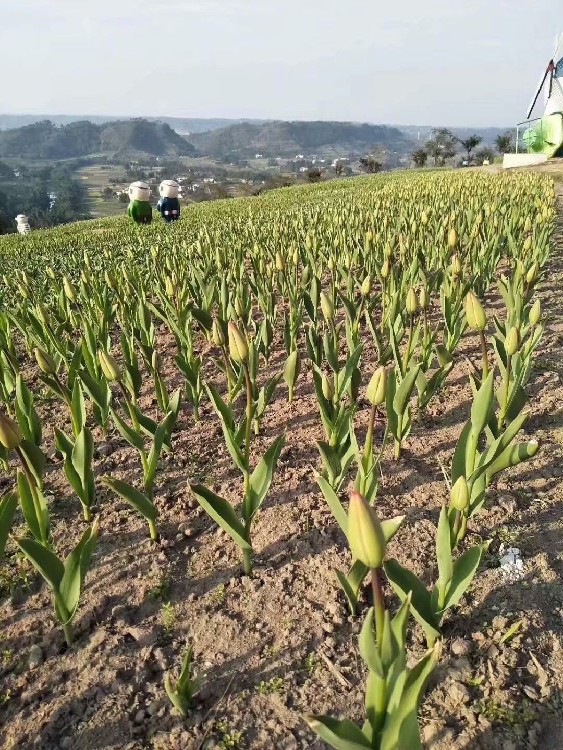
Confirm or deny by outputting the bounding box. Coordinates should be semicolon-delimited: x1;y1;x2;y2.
157;180;180;223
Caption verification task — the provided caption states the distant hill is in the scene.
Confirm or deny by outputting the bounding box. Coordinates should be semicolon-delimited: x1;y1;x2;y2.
0;114;266;135
189;120;413;159
0;119;195;159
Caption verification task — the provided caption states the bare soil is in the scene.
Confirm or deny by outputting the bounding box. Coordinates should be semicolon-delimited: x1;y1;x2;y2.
1;183;563;750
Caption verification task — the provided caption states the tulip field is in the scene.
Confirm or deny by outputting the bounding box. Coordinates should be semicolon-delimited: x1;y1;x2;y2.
0;169;562;750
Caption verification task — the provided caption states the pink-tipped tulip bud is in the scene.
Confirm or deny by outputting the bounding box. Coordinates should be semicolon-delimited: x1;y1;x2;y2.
347;491;386;569
227;322;249;364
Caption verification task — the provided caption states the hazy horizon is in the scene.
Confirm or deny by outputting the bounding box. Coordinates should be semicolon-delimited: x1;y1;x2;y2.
0;113;514;130
1;0;560;128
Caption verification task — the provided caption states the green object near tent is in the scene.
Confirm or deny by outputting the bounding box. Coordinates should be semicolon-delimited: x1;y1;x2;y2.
522;113;563;157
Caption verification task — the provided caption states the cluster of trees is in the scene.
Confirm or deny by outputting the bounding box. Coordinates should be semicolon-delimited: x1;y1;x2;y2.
0;162;89;233
411;130;514;168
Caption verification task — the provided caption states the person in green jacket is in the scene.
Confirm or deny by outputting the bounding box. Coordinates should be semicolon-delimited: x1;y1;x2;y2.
127;181;152;224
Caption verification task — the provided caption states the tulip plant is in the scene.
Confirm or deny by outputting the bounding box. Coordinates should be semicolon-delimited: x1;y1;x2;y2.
191;322;285;575
306;492;440;749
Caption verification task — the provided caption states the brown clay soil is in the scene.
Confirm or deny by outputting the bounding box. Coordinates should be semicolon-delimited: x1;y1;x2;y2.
1;181;563;750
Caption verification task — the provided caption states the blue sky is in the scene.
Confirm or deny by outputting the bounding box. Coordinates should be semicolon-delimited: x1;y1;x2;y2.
0;0;560;126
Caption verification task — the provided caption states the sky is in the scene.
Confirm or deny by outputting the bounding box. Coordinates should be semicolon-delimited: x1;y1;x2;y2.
0;0;560;127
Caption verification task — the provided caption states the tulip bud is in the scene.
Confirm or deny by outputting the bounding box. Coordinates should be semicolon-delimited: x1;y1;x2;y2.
505;326;521;356
464;291;487;331
516;259;525;277
421;210;428;225
33;347;57;375
228;322;249;364
212;319;225;347
347;491;386;569
320;292;334;322
321;373;334;401
165;277;175;298
327;257;335;271
381;259;390;279
524;216;532;232
366;367;386;406
447;228;457;248
529;299;541;326
523;236;532;251
451;254;462;276
450;476;469;511
63;276;76;302
361;275;371;297
275;252;285;272
0;413;22;451
98;350;122;382
406;288;418;315
301;266;311;286
36;303;50;327
104;271;118;291
235;296;246;318
46;267;56;281
292;249;299;265
526;262;538;285
419;287;429;310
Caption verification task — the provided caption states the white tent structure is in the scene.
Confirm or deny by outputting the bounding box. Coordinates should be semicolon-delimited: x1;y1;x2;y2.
516;33;563;158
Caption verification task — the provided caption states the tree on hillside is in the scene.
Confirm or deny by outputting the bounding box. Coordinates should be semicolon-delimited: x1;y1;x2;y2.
0;161;14;179
411;148;428;168
458;135;483;164
334;161;343;176
495;132;513;154
359;155;383;173
307;168;322;183
425;128;457;166
475;147;496;165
